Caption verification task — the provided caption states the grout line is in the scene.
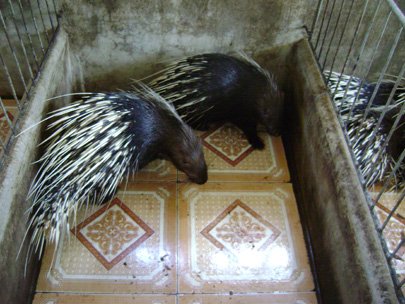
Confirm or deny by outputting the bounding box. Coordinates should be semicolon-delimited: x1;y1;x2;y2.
175;181;180;297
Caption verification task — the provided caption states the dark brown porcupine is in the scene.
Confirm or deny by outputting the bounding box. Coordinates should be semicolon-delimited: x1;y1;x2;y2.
22;84;207;259
147;52;284;150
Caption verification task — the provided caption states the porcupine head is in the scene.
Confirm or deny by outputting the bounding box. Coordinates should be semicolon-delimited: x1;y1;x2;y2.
155;106;208;184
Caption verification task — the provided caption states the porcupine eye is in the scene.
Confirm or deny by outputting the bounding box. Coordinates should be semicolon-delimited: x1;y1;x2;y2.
182;158;191;167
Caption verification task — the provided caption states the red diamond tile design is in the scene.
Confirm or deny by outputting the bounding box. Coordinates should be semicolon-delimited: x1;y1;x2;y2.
201;124;254;166
72;198;154;270
375;202;405;225
201;199;281;254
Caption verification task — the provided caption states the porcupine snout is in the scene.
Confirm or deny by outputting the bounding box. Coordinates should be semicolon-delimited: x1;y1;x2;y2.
178;138;208;184
168;125;208;184
186;155;208;184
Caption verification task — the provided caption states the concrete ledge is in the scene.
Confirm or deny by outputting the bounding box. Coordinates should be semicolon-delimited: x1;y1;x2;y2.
0;28;72;304
284;38;397;303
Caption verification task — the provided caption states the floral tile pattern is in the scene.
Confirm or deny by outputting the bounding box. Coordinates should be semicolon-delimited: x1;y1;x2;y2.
36;183;177;294
0;111;14;145
201;199;281;254
370;191;405;223
181;124;290;182
201;123;255;166
72;198;154;270
178;182;314;293
33;120;316;302
0;99;18;154
374;204;405;291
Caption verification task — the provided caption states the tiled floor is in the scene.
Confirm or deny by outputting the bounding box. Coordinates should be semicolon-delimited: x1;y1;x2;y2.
32;123;316;303
370;190;405;294
0;99;17;153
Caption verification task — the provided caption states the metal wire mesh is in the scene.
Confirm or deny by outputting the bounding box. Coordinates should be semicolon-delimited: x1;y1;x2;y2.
0;0;59;170
310;0;405;301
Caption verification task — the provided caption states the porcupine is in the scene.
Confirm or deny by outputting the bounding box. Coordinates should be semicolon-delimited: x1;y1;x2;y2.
147;52;284;150
23;84;207;258
325;70;404;188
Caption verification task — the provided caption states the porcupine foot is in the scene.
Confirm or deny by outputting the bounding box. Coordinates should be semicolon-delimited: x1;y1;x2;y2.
247;134;265;149
234;119;265;150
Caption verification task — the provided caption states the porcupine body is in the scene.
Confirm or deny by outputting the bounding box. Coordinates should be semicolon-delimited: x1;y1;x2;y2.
148;53;284;150
326;71;404;188
26;87;207;256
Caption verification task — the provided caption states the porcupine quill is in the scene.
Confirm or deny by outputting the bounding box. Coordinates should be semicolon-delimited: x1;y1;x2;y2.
144;52;284;150
325;70;404;189
19;83;207;268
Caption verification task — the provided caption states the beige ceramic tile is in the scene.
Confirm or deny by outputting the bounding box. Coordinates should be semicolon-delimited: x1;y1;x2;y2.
375;206;405;283
178;182;314;293
2;98;18;117
0;99;17;149
178;292;317;303
178;124;290;183
36;182;177;294
121;159;177;182
370;190;405;223
33;293;176;304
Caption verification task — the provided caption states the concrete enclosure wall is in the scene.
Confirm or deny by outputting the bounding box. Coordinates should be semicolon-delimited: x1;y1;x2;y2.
284;39;397;303
0;29;76;304
0;1;402;303
60;0;317;91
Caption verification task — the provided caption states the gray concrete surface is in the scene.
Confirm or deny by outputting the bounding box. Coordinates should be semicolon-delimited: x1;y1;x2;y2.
284;38;398;303
0;1;402;303
0;29;75;304
60;0;317;91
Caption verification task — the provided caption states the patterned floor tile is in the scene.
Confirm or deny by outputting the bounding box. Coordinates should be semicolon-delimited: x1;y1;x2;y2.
36;182;177;294
0;110;15;146
33;293;176;304
178;124;290;183
370;191;405;223
122;159;177;182
178;182;314;293
375;206;405;286
71;198;155;270
0;99;18;154
2;98;18;114
178;292;317;304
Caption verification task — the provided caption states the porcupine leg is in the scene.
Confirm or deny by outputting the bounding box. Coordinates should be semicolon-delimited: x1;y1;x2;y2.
233;119;265;150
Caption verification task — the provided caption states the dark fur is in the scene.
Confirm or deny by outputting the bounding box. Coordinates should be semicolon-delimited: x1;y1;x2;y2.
111;92;208;184
149;53;284;149
23;90;207;261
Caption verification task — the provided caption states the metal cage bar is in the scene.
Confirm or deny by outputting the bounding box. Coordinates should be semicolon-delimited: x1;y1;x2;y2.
0;0;59;170
310;0;405;301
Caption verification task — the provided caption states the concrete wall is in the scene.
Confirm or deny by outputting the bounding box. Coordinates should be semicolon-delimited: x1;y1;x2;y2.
284;39;398;303
0;29;76;304
0;0;59;98
0;1;402;303
60;0;317;91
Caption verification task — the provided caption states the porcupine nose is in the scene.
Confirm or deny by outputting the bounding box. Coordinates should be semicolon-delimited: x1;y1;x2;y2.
196;170;208;184
189;164;208;184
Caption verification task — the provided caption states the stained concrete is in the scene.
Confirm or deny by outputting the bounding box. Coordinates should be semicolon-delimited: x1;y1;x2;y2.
284;39;398;303
0;29;76;304
59;0;317;91
0;1;402;303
